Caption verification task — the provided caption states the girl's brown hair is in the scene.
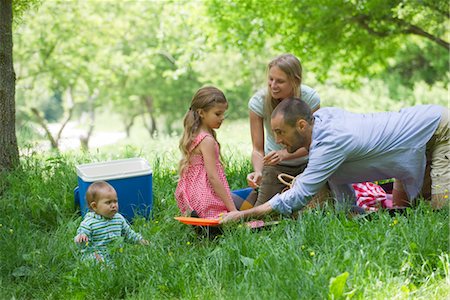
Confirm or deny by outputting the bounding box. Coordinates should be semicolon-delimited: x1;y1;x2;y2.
264;53;303;119
178;86;228;175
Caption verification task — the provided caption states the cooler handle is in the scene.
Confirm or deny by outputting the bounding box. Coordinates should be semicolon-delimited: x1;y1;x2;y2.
74;186;80;207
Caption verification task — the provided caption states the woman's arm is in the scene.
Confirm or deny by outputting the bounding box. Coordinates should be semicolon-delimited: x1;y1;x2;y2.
248;111;265;187
200;136;237;212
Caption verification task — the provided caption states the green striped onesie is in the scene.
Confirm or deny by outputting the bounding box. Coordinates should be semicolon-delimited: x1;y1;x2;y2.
75;211;143;263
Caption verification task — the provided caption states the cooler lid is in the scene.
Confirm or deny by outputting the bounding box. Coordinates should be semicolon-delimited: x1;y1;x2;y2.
76;158;152;182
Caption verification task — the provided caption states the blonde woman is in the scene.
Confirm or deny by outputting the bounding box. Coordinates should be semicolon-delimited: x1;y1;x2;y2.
247;54;321;206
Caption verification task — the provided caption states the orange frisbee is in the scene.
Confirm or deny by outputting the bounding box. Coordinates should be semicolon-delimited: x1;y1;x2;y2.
174;217;220;226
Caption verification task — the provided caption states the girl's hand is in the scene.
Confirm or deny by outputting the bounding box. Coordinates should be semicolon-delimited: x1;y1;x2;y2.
219;211;244;223
263;150;285;166
74;234;89;244
140;239;149;246
247;171;262;188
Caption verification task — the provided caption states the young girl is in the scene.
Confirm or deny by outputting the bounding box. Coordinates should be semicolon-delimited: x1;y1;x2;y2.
175;86;238;219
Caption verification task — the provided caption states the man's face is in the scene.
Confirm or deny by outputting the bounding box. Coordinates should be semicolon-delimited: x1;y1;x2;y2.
271;113;311;153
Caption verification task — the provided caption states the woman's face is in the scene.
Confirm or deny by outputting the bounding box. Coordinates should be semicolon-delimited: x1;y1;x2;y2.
268;66;294;100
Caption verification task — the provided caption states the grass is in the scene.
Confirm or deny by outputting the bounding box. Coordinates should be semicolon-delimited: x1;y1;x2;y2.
1;145;449;299
6;50;448;298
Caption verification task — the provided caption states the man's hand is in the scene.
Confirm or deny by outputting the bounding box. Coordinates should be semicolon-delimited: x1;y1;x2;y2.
219;211;244;223
220;202;274;224
246;171;262;188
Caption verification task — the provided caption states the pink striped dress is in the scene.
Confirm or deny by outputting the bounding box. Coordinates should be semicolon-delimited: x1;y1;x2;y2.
175;132;231;219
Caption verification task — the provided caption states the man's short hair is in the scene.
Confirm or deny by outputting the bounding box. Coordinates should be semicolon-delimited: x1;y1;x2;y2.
271;97;313;126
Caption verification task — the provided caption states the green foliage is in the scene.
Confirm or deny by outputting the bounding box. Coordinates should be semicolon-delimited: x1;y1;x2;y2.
383;39;449;90
1;150;449;299
13;0;259;137
316;78;448;112
41;91;64;122
329;271;350;299
13;0;447;144
12;0;40;23
206;0;449;87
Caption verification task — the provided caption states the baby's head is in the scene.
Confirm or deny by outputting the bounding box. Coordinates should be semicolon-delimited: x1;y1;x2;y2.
86;181;119;219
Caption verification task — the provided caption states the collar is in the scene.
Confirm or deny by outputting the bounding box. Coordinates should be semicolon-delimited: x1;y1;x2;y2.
86;211;113;220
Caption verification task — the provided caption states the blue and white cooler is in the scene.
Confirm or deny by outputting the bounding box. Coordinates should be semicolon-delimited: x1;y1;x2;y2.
74;158;153;221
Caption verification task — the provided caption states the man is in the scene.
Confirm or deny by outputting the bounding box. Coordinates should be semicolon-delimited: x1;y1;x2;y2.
221;98;448;222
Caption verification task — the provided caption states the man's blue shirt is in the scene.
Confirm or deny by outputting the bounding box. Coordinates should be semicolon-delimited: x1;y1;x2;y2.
270;105;443;214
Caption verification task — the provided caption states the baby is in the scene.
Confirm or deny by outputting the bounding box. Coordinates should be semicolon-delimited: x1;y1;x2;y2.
74;181;148;264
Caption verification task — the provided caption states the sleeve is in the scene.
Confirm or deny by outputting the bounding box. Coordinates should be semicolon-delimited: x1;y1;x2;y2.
269;134;348;215
119;214;143;243
248;88;265;117
76;218;92;237
301;85;320;111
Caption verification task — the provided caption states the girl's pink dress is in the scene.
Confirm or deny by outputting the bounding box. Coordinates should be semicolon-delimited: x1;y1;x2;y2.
175;132;231;219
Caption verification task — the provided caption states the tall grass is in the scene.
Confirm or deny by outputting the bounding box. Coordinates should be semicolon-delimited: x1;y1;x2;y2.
0;148;448;299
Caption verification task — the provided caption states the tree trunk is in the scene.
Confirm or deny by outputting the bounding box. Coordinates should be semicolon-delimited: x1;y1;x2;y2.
123;113;138;138
31;107;59;150
0;0;19;172
80;90;97;150
55;87;75;142
30;87;75;151
141;96;157;138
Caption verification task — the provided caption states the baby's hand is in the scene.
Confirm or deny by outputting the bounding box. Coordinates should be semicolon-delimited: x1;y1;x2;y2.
140;239;149;246
74;234;89;244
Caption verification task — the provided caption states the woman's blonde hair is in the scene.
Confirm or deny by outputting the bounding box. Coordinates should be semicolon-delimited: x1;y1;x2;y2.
178;86;228;175
264;53;303;119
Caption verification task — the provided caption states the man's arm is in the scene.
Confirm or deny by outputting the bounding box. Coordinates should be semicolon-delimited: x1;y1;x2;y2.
220;202;273;223
270;135;351;215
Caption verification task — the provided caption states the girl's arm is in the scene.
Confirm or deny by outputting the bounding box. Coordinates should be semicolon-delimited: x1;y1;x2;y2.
200;136;237;212
248;111;265;187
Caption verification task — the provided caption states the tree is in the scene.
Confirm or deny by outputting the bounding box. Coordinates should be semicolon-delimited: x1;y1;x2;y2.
15;1;207;141
12;0;275;149
0;0;19;172
0;0;40;171
206;0;449;86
